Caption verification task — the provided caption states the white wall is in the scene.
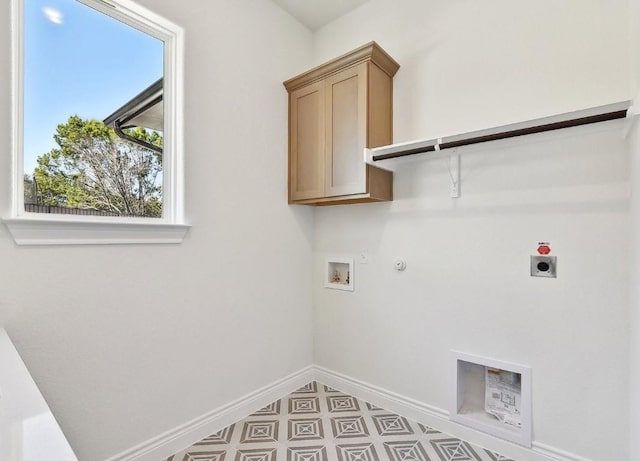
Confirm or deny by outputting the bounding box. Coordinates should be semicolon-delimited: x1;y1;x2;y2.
0;1;315;460
628;123;639;461
628;1;640;458
312;1;631;459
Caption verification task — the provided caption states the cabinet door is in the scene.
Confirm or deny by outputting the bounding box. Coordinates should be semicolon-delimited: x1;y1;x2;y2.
324;63;368;197
289;81;325;201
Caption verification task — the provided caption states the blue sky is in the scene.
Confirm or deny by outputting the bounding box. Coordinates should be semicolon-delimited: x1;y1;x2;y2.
24;0;164;174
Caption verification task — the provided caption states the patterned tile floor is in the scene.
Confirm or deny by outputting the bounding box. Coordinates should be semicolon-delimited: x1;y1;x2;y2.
166;381;515;461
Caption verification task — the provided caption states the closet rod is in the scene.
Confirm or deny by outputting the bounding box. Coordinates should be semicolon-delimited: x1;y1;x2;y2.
370;101;631;163
439;109;627;150
373;144;436;161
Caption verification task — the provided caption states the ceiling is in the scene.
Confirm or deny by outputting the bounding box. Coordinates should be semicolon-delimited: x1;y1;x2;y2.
272;0;370;30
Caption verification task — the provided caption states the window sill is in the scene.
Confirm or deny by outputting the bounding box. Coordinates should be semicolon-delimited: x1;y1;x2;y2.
2;217;190;245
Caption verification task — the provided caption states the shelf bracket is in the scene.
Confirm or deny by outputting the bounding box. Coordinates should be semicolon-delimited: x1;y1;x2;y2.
449;154;460;198
624;105;639;139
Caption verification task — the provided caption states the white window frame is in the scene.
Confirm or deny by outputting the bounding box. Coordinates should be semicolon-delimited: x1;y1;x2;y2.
4;0;189;245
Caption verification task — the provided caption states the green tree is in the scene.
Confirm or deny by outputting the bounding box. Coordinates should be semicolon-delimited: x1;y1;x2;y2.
24;174;37;204
32;115;163;217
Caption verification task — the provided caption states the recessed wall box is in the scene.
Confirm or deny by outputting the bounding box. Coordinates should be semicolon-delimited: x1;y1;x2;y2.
531;255;557;278
324;257;354;291
451;351;532;447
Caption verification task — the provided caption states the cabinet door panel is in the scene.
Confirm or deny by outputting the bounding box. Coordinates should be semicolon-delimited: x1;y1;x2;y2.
325;63;367;197
290;81;325;201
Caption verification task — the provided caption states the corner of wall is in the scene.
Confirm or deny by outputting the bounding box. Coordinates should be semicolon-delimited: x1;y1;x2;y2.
628;116;640;461
629;1;640;456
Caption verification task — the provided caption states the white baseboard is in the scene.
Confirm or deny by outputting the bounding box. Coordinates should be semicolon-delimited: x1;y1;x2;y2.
314;366;592;461
105;365;591;461
530;442;592;461
104;366;315;461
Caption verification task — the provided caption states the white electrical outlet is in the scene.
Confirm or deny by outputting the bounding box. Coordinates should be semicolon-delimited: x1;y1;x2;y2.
359;250;368;264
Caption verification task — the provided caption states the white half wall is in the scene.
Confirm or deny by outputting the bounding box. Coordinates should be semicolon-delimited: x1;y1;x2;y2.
0;1;315;460
312;1;631;459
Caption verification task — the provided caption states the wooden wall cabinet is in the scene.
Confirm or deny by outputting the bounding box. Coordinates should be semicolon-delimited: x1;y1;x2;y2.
284;42;400;205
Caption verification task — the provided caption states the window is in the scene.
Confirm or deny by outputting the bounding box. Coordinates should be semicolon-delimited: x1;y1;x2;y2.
6;0;187;244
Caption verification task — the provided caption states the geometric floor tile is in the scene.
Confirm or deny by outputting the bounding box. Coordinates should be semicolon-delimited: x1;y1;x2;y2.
251;400;281;416
365;402;384;411
168;452;227;461
335;443;380;461
286;446;328;461
483;451;515;461
239;420;279;443
165;381;516;461
330;416;370;438
194;425;235;446
288;418;324;441
289;397;321;414
326;395;360;413
418;423;441;435
234;448;277;461
383;440;431;461
430;438;482;461
371;414;414;436
294;381;318;394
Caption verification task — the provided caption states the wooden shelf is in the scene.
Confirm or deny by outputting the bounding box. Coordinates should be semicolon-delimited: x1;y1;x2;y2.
366;100;632;171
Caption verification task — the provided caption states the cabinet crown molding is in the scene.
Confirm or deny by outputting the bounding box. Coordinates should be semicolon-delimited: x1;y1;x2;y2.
284;41;400;92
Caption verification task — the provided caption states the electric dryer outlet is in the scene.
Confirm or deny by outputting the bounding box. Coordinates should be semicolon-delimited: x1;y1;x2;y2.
530;255;557;278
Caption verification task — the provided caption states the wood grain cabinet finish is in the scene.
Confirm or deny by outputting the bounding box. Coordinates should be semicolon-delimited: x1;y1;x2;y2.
284;42;400;205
